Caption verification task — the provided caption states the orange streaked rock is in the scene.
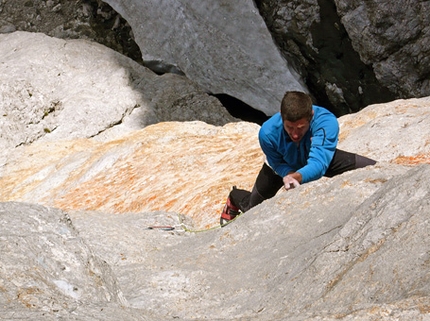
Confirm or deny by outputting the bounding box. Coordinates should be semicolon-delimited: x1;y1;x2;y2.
2;97;430;228
393;153;430;165
0;121;262;228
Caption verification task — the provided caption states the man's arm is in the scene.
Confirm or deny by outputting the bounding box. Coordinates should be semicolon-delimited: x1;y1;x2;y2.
297;120;338;183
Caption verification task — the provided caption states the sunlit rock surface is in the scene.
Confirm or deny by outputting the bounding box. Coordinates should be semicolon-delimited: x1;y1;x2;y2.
1;97;430;229
0;121;262;228
338;97;430;163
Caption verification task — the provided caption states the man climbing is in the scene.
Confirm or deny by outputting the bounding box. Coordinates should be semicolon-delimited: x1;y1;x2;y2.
220;91;376;225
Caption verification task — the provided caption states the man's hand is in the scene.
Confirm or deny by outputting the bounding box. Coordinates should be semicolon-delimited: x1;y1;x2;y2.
283;175;300;190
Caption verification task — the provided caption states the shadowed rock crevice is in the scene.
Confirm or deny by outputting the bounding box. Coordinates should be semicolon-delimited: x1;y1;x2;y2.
211;94;269;125
309;0;396;115
254;0;396;116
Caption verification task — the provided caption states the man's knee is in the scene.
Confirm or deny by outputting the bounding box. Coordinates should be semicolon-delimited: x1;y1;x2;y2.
355;154;377;169
228;185;265;213
326;149;376;177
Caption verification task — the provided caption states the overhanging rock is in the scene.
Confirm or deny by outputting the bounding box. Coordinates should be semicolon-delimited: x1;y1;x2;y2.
104;0;308;115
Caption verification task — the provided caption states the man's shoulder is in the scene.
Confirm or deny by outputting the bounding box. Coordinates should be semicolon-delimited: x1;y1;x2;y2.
261;112;282;130
311;105;339;134
259;112;284;142
312;105;335;117
312;105;338;123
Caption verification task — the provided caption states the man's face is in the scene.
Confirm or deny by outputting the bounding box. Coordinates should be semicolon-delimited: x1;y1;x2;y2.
283;117;311;143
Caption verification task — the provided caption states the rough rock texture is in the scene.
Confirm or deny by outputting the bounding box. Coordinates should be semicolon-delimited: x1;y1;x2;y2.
0;202;148;320
0;121;262;229
254;0;391;115
0;31;237;153
1;97;429;228
334;0;430;99
67;162;430;319
103;0;307;116
255;0;429;115
338;97;430;163
2;164;430;319
2;0;428;117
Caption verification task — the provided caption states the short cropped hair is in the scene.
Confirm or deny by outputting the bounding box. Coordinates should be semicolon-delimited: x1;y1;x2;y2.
280;91;313;122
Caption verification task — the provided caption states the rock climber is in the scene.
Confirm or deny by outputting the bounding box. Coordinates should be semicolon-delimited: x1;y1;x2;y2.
220;91;376;225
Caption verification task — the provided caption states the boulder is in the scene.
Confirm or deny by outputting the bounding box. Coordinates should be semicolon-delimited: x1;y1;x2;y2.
0;31;237;154
103;0;307;115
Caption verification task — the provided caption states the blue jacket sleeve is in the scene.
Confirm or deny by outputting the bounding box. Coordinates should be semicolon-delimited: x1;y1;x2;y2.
297;113;339;183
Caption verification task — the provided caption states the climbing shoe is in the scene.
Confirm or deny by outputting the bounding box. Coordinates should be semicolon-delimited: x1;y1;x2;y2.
220;196;240;226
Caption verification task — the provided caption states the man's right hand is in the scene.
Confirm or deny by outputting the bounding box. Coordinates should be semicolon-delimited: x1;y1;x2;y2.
283;175;300;190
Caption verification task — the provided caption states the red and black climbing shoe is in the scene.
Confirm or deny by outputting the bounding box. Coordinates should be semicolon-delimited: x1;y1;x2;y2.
220;197;240;226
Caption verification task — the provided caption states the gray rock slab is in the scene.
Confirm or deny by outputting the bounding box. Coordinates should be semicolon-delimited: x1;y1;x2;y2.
0;31;237;153
68;163;430;320
104;0;308;115
0;202;146;320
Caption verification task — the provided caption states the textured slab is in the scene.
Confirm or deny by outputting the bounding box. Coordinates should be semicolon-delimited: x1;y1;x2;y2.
0;121;262;228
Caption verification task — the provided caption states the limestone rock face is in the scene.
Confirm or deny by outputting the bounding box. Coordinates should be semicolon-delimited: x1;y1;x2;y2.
62;160;430;320
1;26;430;321
103;0;307;115
0;121;263;228
1;96;430;319
0;31;237;153
0;202;144;320
2;164;430;319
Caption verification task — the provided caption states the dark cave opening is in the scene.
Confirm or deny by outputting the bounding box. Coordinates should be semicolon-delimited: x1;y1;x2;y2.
211;94;269;125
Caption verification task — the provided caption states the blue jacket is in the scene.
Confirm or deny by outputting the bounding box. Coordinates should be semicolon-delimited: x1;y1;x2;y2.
259;106;339;184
